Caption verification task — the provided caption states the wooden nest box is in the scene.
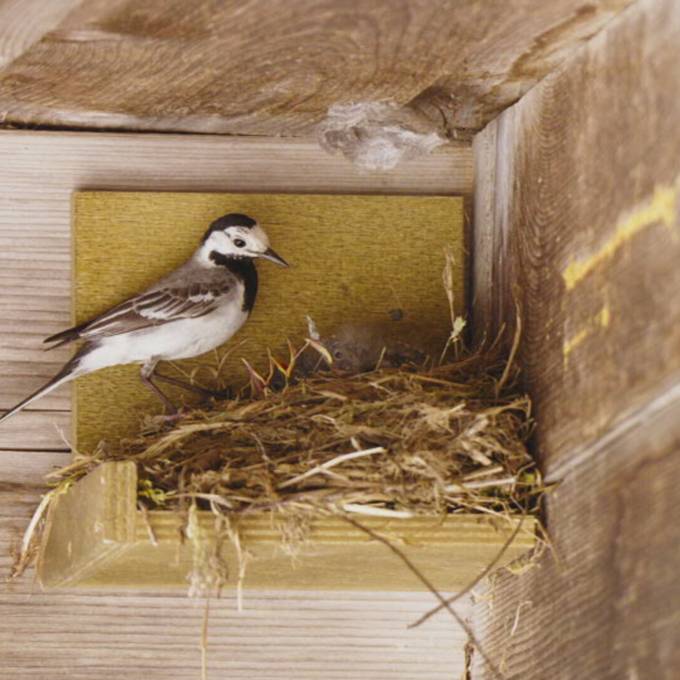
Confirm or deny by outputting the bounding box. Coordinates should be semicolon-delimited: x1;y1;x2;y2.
1;0;678;675
36;190;536;590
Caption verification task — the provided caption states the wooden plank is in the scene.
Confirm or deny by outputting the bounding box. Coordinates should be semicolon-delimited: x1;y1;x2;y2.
471;383;680;679
472;0;680;474
0;449;70;487
471;117;498;346
0;411;70;451
0;590;471;679
0;0;81;68
39;461;535;590
0;0;632;138
0;130;471;450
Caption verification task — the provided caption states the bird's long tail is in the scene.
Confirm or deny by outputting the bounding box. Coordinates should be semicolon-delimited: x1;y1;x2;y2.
0;349;87;426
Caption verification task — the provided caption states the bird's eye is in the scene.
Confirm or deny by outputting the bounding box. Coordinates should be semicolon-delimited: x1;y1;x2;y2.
234;238;246;248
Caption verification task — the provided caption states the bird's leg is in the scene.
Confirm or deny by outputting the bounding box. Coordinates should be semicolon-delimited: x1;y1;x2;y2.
140;360;177;414
152;372;232;400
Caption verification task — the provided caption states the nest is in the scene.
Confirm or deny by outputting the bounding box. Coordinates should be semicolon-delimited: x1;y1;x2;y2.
46;335;541;524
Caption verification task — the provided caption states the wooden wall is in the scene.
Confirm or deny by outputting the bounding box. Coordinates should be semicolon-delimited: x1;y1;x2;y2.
0;132;473;679
471;0;680;676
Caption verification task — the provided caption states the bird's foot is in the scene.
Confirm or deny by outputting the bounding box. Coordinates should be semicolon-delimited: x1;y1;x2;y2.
152;373;232;402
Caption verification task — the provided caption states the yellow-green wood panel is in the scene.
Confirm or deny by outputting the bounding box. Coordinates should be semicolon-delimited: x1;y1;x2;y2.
72;191;465;451
38;462;535;591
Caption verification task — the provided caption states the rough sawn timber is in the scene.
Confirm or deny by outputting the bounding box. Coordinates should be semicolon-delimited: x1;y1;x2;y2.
470;0;680;677
0;0;633;139
472;0;680;473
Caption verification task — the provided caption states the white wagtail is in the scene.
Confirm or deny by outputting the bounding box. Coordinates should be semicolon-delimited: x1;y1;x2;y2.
0;213;288;423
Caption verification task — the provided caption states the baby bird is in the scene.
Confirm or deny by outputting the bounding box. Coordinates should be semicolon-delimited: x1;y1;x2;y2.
0;213;288;424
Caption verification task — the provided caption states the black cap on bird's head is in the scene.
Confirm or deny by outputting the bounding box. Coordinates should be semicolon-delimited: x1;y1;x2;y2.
202;213;257;242
200;212;289;267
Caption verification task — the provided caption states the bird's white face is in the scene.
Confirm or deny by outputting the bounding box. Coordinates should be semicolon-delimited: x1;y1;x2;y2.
200;224;288;267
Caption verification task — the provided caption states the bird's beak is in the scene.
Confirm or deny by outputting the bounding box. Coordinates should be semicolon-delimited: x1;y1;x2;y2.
260;247;289;267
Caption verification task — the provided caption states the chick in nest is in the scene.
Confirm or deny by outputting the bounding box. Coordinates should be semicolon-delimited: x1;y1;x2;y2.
290;318;426;382
323;324;426;372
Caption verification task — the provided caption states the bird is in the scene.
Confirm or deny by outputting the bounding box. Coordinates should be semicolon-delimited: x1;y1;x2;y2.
0;212;288;424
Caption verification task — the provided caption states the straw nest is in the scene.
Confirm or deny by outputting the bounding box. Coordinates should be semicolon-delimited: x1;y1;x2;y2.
45;333;541;524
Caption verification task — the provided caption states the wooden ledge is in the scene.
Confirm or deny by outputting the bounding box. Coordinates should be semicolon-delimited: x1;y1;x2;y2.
38;462;536;591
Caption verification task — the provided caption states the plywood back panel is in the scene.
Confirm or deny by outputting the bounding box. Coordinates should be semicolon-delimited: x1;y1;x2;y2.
73;191;464;450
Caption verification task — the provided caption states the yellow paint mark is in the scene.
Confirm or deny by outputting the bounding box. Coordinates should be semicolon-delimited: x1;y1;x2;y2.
563;327;590;359
563;180;679;290
563;303;612;366
596;303;610;329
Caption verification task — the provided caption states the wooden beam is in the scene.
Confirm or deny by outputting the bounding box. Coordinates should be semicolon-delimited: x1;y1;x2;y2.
0;0;633;138
0;130;471;451
471;385;680;679
469;0;680;676
472;0;680;474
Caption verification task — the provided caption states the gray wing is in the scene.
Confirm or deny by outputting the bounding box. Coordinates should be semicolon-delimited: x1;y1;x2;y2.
44;279;233;347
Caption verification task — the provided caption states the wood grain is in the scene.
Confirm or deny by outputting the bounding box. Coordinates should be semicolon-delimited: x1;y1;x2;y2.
0;591;471;680
0;0;82;68
471;383;680;680
0;0;632;139
0;130;471;451
468;1;680;677
472;0;680;474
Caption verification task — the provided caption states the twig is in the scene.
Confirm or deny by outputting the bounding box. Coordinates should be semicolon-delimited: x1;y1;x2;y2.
445;476;517;492
496;303;522;397
278;447;385;489
342;515;505;680
8;489;55;580
229;526;248;612
408;516;525;628
137;502;158;546
341;503;413;518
